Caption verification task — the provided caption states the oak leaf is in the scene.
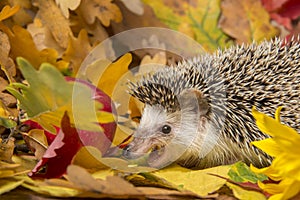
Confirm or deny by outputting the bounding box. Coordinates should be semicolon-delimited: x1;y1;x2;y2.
35;0;73;48
55;0;81;18
0;31;16;81
78;0;122;26
119;0;144;15
219;0;279;44
27;18;65;56
62;29;92;74
0;24;66;70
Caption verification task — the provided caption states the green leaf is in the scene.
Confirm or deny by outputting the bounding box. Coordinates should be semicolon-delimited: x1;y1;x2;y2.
228;162;268;183
6;58;113;133
143;0;233;51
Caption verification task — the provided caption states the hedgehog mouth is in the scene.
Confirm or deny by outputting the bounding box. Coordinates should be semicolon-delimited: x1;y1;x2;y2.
147;145;166;167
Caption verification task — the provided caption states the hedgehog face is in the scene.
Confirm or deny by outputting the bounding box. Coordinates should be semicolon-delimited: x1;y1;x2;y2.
123;89;212;168
122;104;180;167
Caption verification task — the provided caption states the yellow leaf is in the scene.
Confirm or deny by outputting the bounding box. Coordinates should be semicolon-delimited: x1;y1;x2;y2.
154;164;231;196
62;29;92;74
78;0;122;26
226;182;266;200
72;146;109;172
0;5;20;22
0;25;63;69
55;0;81;18
0;179;24;195
22;182;81;197
143;0;232;51
97;53;132;97
219;0;279;44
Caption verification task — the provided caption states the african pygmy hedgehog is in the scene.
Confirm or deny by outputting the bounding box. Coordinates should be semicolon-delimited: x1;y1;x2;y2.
123;38;300;169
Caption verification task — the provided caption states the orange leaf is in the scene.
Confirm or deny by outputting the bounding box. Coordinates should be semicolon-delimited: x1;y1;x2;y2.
0;5;20;22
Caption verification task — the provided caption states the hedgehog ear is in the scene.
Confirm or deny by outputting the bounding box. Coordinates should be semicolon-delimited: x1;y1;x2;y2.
178;89;209;116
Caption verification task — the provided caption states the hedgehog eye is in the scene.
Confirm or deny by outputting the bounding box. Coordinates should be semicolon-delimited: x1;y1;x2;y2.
161;125;172;134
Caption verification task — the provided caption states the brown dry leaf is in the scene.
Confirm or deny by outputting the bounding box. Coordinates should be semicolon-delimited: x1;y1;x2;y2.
0;31;15;82
70;13;109;45
78;0;122;26
22;129;48;160
0;5;20;22
219;0;279;44
55;0;81;18
35;0;73;48
66;165;106;192
27;18;65;56
62;29;92;74
67;165;142;196
119;0;144;15
0;137;15;163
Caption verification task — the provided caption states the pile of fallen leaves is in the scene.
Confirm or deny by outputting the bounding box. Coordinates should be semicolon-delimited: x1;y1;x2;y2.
0;0;300;199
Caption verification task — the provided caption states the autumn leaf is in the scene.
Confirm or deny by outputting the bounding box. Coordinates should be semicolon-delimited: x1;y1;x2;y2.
78;0;122;26
119;0;144;15
22;129;48;160
29;112;84;178
261;0;300;30
143;0;232;51
228;162;268;184
27;18;65;58
0;24;66;69
0;5;20;22
55;0;81;18
154;164;231;196
6;58;113;133
0;30;16;82
226;182;267;200
0;179;24;195
219;0;279;44
34;0;73;49
62;29;92;74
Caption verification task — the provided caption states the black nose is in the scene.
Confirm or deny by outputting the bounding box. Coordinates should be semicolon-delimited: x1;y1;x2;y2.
122;145;131;158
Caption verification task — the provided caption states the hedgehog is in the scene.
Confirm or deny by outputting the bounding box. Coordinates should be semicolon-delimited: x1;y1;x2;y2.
122;38;300;169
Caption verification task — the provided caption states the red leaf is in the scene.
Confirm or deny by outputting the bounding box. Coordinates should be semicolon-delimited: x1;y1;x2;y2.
261;0;300;30
29;112;84;178
66;77;117;153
